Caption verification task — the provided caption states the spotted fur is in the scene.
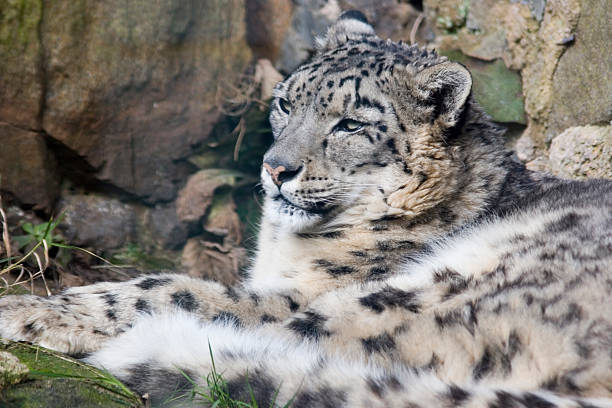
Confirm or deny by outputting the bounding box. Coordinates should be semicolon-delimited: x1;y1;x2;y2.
1;11;611;408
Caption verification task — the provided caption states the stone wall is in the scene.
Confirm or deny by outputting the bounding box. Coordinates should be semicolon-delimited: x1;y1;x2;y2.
0;0;609;290
424;0;611;174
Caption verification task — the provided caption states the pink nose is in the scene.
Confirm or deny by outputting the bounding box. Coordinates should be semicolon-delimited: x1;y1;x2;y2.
263;163;286;186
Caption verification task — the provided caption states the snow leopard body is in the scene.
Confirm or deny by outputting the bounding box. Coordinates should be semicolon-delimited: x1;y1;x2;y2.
1;10;611;408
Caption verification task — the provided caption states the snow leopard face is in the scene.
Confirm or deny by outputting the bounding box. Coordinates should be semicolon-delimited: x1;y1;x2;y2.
261;13;473;232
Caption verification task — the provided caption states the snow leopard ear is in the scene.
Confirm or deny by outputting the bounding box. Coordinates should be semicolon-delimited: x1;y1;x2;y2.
316;10;376;52
414;61;472;129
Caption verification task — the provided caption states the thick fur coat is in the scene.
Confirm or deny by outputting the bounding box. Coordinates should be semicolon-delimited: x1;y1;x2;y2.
1;10;611;408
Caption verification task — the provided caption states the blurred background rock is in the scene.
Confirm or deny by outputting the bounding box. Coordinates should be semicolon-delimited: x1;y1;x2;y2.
0;0;609;292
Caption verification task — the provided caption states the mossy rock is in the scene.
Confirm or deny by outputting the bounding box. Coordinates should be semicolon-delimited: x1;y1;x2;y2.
0;340;142;407
0;351;28;388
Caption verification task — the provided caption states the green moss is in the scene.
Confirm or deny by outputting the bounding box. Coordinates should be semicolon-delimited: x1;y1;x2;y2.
206;188;233;222
3;379;140;407
0;352;29;388
0;341;142;407
0;0;42;51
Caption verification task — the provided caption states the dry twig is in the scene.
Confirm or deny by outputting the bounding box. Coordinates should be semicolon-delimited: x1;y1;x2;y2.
410;13;425;45
0;195;11;265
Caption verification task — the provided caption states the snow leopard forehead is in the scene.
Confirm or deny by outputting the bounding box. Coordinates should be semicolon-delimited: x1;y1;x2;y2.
274;11;445;99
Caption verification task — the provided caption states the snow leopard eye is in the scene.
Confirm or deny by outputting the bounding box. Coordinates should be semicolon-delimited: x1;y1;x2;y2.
278;98;291;114
334;118;364;133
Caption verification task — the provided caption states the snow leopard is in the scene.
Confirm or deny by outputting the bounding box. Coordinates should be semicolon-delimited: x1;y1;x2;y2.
1;10;611;408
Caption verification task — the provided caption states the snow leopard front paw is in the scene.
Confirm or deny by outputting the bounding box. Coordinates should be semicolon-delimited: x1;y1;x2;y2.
0;294;112;355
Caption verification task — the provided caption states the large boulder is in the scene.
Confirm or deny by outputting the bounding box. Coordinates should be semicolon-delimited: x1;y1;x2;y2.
1;0;252;204
42;0;251;203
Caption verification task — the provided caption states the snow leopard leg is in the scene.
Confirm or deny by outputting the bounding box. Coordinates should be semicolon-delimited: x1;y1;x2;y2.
87;312;612;408
0;273;306;355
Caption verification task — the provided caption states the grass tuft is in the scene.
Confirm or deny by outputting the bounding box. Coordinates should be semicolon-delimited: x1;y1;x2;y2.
0;194;129;296
166;343;295;408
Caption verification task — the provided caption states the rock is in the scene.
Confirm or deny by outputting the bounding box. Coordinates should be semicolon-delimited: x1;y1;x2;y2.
0;351;28;389
522;0;547;22
525;156;550;173
181;238;246;286
246;0;293;63
0;0;43;130
57;193;137;250
0;124;60;211
427;0;584;148
39;0;251;203
57;272;88;288
546;0;612;141
338;1;426;42
457;0;507;61
514;133;537;162
176;169;245;223
511;0;580;148
277;0;341;73
278;1;427;73
548;125;612;180
204;191;243;246
188;98;272;174
146;203;189;250
0;340;141;407
425;0;468;40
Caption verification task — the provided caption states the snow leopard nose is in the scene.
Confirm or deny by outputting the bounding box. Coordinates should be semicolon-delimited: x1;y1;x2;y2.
263;161;302;186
